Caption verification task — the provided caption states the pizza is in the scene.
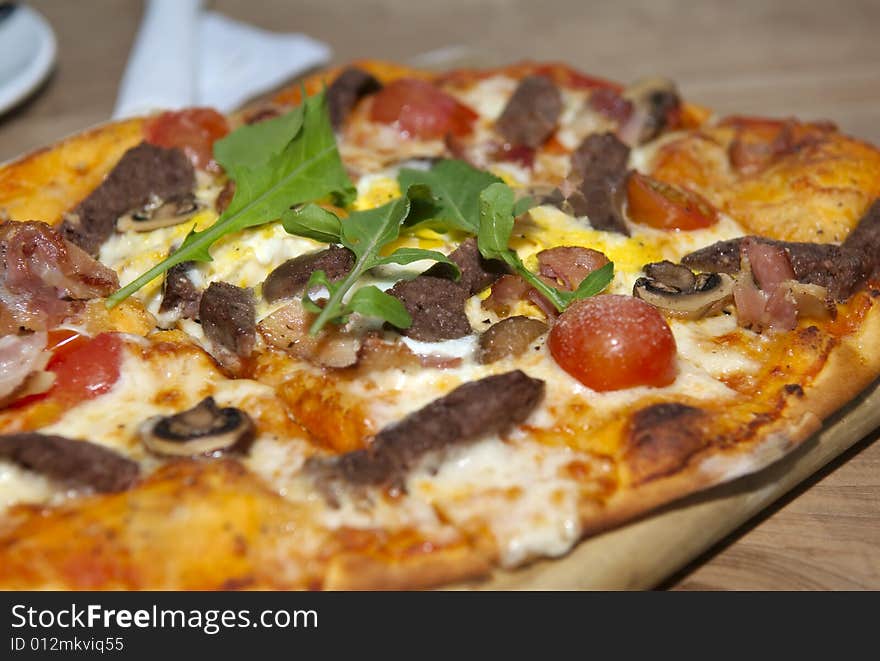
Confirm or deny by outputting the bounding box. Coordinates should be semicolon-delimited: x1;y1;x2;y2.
0;59;879;590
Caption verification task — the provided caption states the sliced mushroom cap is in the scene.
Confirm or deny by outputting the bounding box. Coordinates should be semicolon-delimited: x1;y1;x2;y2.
139;397;255;457
619;76;681;145
634;269;735;319
117;193;203;232
644;260;697;291
478;316;549;364
788;282;834;320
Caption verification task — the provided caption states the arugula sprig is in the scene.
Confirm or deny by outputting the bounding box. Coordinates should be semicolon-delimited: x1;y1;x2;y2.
398;159;503;233
282;187;461;335
477;183;614;312
107;90;356;307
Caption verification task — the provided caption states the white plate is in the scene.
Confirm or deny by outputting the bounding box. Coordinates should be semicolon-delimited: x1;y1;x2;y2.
0;3;57;116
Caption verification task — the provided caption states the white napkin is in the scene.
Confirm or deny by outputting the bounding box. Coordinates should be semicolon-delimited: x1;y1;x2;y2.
113;0;331;118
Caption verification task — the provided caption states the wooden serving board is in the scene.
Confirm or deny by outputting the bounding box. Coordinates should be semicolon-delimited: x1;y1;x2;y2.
452;379;880;590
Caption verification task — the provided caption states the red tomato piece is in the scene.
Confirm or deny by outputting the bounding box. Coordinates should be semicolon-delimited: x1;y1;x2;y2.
626;172;718;230
47;333;124;404
46;328;88;358
144;107;230;171
494;143;535;168
369;78;478;140
548;295;677;391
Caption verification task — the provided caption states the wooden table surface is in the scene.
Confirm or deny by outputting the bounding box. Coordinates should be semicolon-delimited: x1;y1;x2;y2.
2;0;878;589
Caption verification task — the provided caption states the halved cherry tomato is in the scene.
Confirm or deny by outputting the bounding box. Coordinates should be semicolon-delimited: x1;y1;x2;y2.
46;328;88;359
548;295;677;391
144;107;230;171
369;78;478;140
626;172;718;230
46;333;123;404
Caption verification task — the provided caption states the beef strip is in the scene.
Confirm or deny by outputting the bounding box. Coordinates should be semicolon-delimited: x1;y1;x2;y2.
60;142;195;255
571;131;631;184
564;132;631;235
327;67;382;129
385;239;506;343
159;262;201;319
842;198;880;281
495;75;563;149
424;237;508;296
306;370;545;489
262;246;355;303
0;433;140;492
199;282;256;357
681;237;866;302
387;276;471;342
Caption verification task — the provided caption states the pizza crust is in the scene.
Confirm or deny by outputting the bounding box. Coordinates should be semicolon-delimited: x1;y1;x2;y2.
0;118;145;225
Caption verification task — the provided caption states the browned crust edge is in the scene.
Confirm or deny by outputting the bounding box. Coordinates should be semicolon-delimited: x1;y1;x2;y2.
323;545;492;591
0;118;145;225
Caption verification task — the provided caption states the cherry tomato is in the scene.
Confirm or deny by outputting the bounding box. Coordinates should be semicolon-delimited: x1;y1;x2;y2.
46;328;88;358
47;333;123;404
626;172;718;230
369;78;477;140
144;107;230;171
548;295;677;391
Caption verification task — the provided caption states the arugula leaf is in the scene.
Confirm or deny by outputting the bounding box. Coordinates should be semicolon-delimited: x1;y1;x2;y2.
284;187;460;335
107;90;356;307
570;262;614;300
513;194;536;217
281;203;342;243
372;247;456;268
477;182;614;312
345;286;412;329
477;182;517;259
398;159;502;233
214;108;304;177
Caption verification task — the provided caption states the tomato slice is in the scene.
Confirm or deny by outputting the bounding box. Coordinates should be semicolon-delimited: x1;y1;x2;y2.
47;333;124;404
548;295;677;391
369;78;478;140
144;107;230;171
46;328;88;358
626;172;718;230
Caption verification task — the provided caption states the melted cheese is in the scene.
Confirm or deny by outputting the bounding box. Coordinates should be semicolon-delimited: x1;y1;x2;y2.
0;463;56;509
409;438;585;567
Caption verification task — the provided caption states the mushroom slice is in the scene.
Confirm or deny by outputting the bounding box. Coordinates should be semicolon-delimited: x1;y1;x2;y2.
139;397;255;457
478;316;549;364
634;270;735;319
619;76;681;145
788;282;834;320
644;260;697;292
117;193;203;232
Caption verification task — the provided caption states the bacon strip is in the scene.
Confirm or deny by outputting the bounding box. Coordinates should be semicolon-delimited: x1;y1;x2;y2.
537;246;609;290
734;237;803;331
0;332;49;402
0;221;119;335
483;247;609;318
